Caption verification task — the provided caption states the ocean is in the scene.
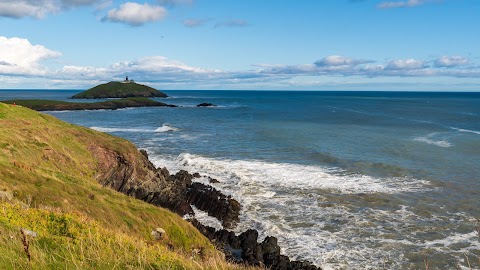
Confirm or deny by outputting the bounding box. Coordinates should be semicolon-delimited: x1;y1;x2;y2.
1;90;479;269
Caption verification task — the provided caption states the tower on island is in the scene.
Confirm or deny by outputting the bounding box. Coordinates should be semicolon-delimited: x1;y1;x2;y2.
122;76;134;83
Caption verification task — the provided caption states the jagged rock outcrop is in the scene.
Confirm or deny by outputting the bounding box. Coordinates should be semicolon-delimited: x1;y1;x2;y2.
90;145;239;223
190;219;321;270
186;182;241;229
90;145;319;269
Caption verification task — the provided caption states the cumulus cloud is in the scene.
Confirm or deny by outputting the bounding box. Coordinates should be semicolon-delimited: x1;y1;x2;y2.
215;19;248;28
385;59;427;70
0;0;102;18
315;55;373;67
0;0;57;18
0;36;61;76
377;0;432;9
183;18;210;27
103;2;167;26
434;56;470;68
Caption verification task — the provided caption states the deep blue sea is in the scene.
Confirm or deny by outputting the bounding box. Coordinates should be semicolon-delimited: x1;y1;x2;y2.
1;90;479;269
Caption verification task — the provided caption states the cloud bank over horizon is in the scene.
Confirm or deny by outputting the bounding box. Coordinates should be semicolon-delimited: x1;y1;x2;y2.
0;36;478;90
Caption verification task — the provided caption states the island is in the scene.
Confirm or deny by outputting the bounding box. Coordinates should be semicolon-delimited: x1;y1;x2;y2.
72;77;168;99
2;97;176;111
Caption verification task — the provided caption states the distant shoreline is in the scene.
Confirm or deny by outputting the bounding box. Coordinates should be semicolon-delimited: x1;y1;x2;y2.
1;97;176;111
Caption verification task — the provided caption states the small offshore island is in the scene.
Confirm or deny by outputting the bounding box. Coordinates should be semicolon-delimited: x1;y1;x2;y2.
3;78;178;111
72;77;168;99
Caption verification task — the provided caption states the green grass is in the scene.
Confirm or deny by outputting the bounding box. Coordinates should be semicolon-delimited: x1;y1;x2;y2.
0;102;256;269
72;81;167;99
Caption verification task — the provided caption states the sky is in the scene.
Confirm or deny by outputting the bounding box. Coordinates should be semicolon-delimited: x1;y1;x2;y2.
0;0;479;90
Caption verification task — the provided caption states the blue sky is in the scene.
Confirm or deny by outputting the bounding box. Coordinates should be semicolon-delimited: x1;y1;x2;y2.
0;0;479;90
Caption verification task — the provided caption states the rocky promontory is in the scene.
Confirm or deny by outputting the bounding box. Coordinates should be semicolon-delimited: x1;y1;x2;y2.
72;80;168;99
92;144;320;269
3;97;176;111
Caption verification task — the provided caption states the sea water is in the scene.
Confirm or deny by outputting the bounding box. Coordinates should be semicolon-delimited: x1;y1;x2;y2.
1;90;479;269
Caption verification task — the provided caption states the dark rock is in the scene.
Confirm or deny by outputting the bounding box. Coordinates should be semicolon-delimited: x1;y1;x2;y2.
189;219;321;270
139;149;149;159
91;142;318;270
197;103;216;107
262;236;280;256
208;176;220;183
186;182;241;229
189;219;217;240
239;229;258;250
192;172;201;178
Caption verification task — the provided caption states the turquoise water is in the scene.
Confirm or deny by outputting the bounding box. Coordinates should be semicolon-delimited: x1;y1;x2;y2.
1;90;479;269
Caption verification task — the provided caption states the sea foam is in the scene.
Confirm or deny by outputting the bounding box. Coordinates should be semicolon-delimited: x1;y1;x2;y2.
172;153;431;195
451;127;480;135
146;152;455;269
90;123;179;133
414;133;452;148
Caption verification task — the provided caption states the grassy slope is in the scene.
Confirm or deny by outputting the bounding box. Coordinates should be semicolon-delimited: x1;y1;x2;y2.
72;82;168;99
2;97;173;111
0;102;253;269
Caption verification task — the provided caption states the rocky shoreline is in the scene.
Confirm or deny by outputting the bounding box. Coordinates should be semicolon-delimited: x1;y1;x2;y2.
92;146;321;270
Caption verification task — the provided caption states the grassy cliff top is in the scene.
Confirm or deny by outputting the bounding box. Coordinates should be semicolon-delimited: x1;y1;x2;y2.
0;102;253;269
72;81;168;99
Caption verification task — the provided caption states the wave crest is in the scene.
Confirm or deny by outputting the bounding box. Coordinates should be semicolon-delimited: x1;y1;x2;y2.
91;124;179;133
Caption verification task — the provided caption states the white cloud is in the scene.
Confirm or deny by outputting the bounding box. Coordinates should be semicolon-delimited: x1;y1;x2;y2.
385;59;427;70
0;36;61;76
315;55;373;67
0;38;478;89
0;0;58;18
434;56;470;68
377;0;431;9
104;2;167;26
183;18;209;28
0;0;102;18
112;56;210;73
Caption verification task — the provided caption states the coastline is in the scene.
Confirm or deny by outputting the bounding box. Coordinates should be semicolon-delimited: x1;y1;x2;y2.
1;97;176;111
0;101;320;270
1;90;479;269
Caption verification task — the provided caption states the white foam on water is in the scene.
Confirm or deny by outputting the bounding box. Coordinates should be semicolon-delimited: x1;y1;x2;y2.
90;123;179;133
451;127;480;135
174;153;430;194
414;133;452;148
422;231;480;252
147;152;479;269
154;124;179;133
90;126;153;133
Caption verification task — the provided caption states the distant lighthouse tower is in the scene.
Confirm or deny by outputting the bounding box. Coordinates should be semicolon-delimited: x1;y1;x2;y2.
122;76;132;83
